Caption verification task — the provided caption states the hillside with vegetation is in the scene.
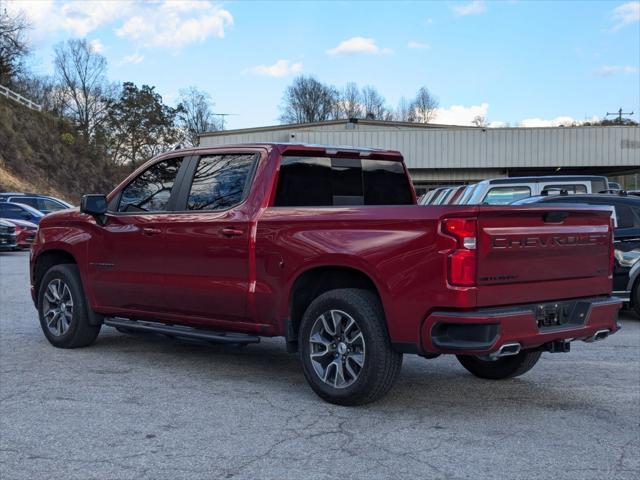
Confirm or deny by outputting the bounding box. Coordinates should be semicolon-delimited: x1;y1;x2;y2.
0;7;222;203
0;96;124;203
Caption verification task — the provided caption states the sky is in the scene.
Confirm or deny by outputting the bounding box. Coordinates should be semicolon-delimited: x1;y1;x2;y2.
6;0;640;130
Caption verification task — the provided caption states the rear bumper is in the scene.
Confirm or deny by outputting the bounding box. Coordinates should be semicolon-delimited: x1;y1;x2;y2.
420;296;622;356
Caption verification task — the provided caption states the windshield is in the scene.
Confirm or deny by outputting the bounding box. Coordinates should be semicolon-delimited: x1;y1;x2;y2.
11;203;45;217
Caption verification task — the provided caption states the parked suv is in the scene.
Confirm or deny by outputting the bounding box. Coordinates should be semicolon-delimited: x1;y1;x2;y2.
30;144;621;405
461;175;608;205
0;193;72;214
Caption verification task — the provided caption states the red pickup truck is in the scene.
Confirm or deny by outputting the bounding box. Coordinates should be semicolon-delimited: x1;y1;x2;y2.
30;143;621;405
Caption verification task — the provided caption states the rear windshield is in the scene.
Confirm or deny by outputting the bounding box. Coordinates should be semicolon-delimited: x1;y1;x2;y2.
274;156;413;207
483;186;531;205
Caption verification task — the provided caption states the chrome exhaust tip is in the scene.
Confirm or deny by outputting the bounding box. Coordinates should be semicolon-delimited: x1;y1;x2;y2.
489;342;521;359
583;329;610;343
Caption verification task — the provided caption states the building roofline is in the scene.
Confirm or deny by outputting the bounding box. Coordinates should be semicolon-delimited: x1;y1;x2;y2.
200;119;640;138
199;118;478;137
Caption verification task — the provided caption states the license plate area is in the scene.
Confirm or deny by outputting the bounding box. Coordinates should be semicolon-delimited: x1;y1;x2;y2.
534;300;590;330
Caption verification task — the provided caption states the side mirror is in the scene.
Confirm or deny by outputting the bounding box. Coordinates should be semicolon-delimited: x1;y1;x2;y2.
80;194;108;225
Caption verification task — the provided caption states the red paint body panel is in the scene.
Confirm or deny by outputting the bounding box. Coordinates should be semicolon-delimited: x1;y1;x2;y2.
29;143;621;354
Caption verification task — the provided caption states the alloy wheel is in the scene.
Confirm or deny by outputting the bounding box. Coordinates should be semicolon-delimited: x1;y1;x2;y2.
309;309;366;389
42;279;74;337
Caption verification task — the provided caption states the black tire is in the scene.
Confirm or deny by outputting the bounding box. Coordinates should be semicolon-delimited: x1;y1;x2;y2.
632;279;640;318
456;349;542;380
37;264;101;348
298;288;402;406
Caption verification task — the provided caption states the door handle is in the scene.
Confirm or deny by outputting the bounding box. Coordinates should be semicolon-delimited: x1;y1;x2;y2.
142;227;161;236
221;227;244;237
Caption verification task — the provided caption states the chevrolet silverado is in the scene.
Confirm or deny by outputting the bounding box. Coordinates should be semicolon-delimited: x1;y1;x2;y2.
30;144;621;405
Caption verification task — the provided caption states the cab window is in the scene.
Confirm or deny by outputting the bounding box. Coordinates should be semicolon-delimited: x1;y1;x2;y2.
117;158;183;212
483;186;531;205
274;156;412;207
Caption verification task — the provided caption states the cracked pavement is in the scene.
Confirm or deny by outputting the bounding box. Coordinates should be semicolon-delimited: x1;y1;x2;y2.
1;251;639;479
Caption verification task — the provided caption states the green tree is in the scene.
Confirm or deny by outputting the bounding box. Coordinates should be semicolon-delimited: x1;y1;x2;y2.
107;82;179;168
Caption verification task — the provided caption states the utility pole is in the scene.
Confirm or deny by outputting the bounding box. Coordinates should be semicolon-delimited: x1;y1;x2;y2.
605;108;634;124
211;113;237;130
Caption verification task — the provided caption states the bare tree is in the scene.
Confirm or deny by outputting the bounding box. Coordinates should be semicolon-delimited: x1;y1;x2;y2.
472;115;487;127
54;39;115;138
337;82;362;119
409;86;438;123
395;97;412;122
176;86;220;147
361;85;390;120
279;75;338;124
0;7;30;88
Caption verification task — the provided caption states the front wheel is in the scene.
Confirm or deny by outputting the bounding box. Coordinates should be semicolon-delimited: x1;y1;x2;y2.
299;288;402;406
37;264;101;348
456;349;542;380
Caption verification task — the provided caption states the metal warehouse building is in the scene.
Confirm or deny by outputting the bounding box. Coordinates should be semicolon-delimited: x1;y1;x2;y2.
199;119;640;193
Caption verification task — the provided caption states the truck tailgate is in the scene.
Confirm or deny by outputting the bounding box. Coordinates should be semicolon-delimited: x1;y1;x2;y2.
475;205;613;307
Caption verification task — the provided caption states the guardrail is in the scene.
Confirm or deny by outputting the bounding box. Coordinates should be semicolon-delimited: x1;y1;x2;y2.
0;84;42;111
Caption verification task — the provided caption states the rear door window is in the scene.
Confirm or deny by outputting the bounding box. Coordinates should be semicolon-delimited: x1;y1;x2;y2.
40;198;67;211
483;186;531;205
185;153;257;211
274;156;412;207
10;197;38;208
118;157;183;213
542;184;587;194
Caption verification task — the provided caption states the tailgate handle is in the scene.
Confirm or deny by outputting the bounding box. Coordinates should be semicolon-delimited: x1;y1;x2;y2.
543;211;569;223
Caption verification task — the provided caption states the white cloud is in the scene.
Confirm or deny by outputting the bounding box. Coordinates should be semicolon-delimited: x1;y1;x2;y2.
594;65;639;76
611;1;640;31
122;53;144;65
518;115;600;128
326;37;393;56
8;1;232;50
244;59;303;77
8;0;132;40
89;39;104;54
60;1;130;36
407;41;430;49
116;3;233;49
488;121;508;128
452;1;487;16
431;102;490;126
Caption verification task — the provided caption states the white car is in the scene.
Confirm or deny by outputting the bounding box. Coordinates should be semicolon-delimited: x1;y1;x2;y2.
462;175;609;205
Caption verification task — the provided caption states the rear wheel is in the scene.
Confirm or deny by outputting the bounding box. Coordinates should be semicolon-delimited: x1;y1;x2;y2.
37;264;101;348
456;350;542;380
299;288;402;406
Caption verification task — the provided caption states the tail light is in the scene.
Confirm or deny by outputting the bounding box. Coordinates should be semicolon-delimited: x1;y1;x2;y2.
442;217;477;287
609;216;615;278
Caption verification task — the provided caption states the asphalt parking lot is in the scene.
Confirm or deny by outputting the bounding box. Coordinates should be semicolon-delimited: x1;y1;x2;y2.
1;250;639;480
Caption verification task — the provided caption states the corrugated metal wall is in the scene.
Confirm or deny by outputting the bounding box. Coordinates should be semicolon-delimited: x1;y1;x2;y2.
200;125;640;170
